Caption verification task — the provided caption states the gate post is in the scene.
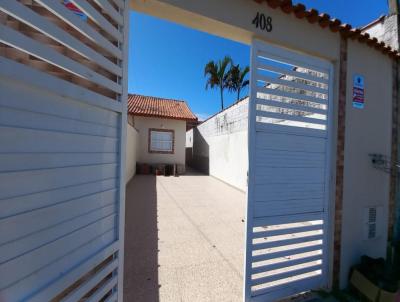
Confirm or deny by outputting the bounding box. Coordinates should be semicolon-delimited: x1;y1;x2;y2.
332;36;348;287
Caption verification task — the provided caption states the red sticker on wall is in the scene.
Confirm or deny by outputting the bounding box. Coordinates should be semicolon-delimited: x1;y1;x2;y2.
63;1;87;21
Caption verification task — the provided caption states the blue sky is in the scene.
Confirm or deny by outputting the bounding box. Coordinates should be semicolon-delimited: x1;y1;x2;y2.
128;1;388;120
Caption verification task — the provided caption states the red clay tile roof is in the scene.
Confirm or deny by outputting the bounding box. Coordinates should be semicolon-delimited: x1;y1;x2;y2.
253;0;400;60
128;94;198;121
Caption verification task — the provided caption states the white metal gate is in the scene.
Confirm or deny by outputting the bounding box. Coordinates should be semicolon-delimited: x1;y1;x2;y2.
244;40;333;302
0;0;128;301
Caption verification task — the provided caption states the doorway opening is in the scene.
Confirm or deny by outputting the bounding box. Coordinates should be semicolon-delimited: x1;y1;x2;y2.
0;0;334;301
125;4;333;302
124;9;251;302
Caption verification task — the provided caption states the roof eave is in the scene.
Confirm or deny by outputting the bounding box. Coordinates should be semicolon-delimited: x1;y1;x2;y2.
128;112;198;122
253;0;399;60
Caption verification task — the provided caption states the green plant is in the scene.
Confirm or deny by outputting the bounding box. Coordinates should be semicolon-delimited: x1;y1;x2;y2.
204;56;233;110
226;64;250;101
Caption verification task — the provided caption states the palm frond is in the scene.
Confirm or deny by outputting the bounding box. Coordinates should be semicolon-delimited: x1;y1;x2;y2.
204;56;235;110
224;64;250;100
240;66;250;83
204;61;219;90
204;61;217;76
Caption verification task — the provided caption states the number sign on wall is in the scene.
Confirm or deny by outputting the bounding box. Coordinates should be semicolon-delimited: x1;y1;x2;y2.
252;12;272;32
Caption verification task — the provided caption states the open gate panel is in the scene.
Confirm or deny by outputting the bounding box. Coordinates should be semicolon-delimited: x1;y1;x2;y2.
245;40;333;301
0;0;128;301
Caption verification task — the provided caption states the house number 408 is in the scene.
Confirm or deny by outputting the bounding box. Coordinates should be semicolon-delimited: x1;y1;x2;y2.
252;12;272;32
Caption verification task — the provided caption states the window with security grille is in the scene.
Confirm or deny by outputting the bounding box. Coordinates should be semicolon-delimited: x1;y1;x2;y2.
149;129;174;153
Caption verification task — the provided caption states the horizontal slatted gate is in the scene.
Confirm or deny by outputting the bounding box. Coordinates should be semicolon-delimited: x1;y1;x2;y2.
0;0;128;301
244;40;333;301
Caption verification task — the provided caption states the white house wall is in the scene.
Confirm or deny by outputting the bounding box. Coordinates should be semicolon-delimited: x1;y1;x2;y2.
186;129;193;148
339;39;393;288
190;99;249;191
209;131;248;191
362;15;399;51
126;122;139;183
134;115;186;166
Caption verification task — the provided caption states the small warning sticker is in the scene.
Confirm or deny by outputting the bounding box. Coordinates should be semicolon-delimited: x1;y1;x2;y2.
63;1;87;21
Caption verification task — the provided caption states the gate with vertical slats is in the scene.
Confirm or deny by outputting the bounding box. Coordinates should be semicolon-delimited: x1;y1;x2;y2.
244;39;333;302
0;0;128;301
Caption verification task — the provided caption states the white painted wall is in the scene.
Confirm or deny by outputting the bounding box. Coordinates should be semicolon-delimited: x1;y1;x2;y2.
362;15;399;51
134;115;186;166
190;98;249;191
126;123;138;183
186;129;193;148
339;39;393;288
209;131;248;191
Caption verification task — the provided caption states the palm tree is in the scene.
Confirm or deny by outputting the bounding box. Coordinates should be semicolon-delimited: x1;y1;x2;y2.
204;56;232;110
226;64;250;101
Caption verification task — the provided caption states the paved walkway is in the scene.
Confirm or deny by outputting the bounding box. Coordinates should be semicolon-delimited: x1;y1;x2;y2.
124;173;246;302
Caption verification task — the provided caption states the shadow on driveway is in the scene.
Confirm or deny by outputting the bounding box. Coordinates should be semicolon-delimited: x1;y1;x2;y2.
124;172;245;302
124;175;159;302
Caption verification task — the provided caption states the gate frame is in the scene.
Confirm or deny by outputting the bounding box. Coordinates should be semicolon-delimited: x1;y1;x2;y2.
117;3;131;300
244;38;336;302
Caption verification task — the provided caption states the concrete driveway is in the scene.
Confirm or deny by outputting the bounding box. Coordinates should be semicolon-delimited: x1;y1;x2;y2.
124;172;246;302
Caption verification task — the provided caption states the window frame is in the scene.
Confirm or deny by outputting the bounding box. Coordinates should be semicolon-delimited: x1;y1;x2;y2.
148;128;175;154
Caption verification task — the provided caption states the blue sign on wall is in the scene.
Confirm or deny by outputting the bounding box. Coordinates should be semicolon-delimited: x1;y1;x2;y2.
353;74;365;109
